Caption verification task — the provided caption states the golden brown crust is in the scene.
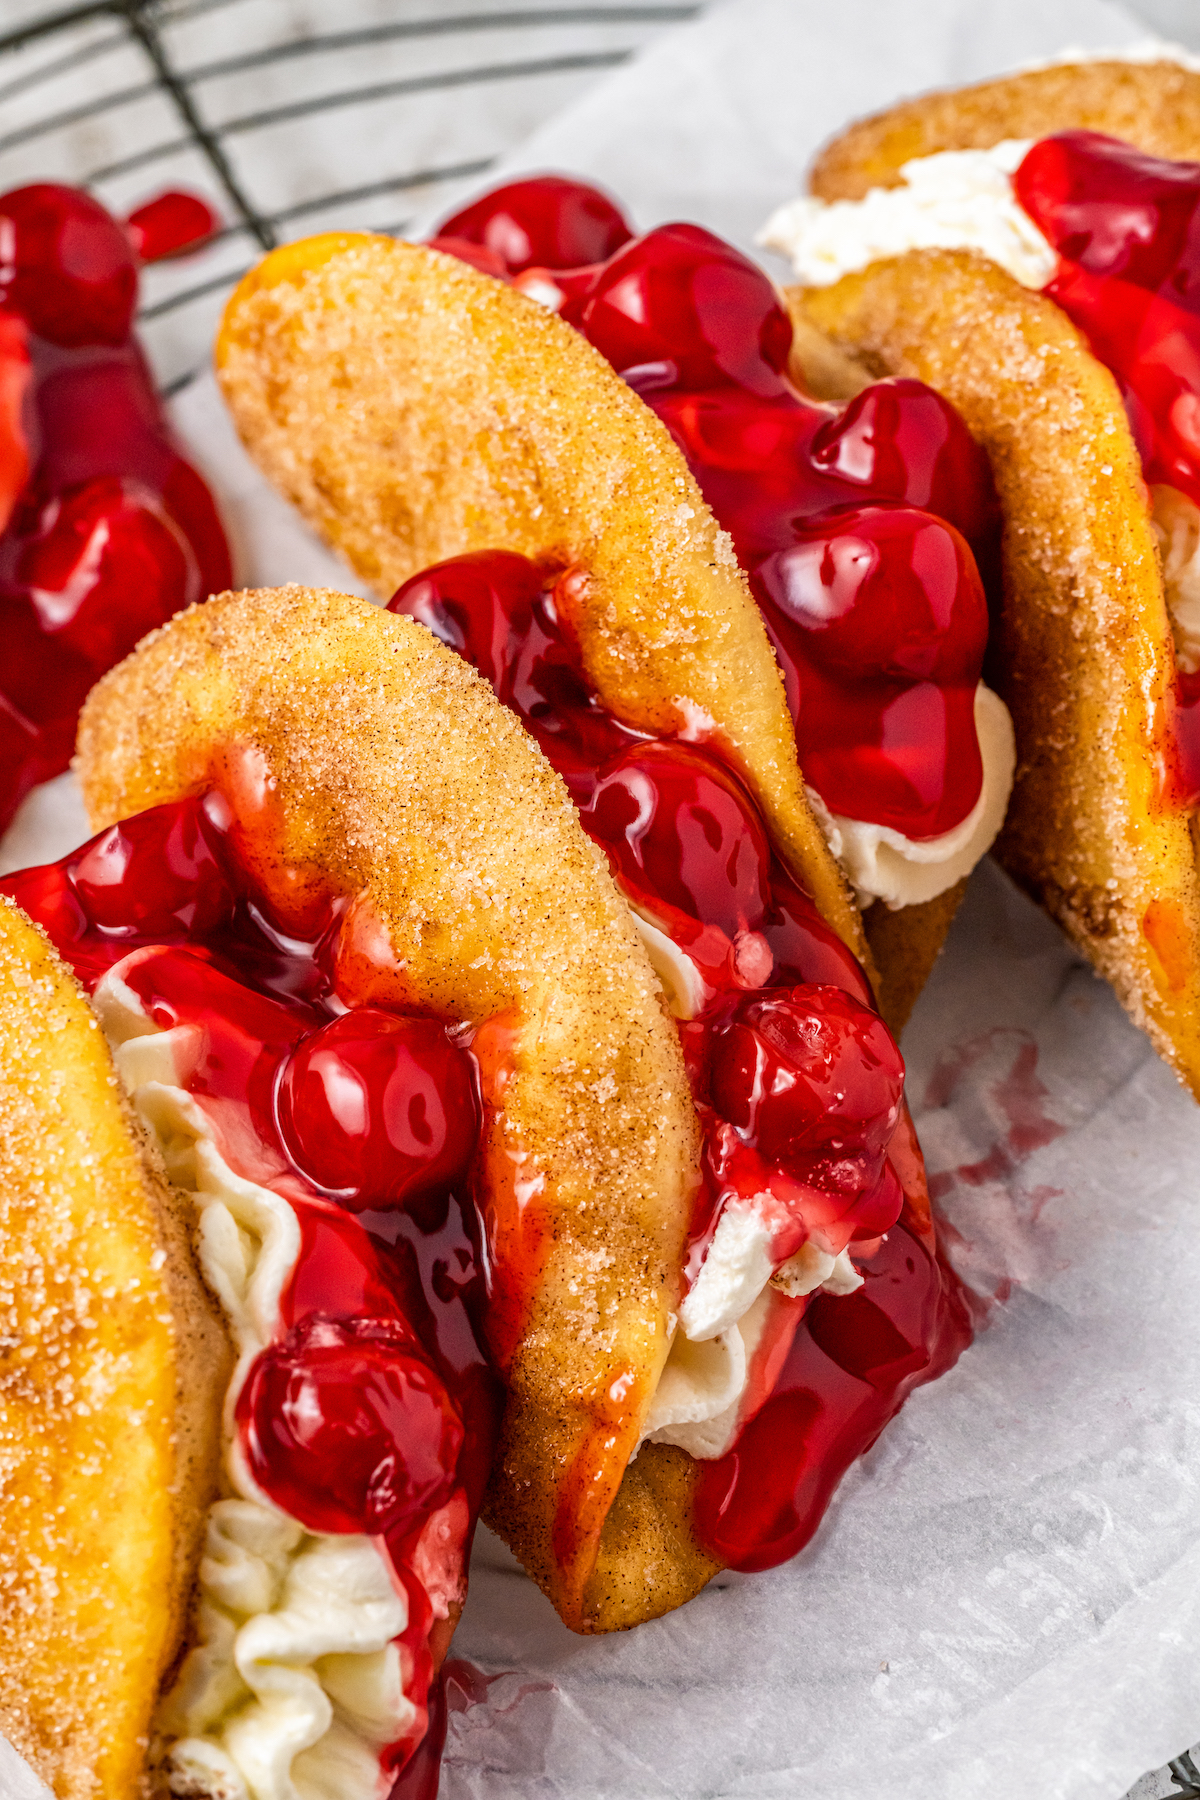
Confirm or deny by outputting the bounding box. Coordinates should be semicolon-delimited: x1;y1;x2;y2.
214;234;870;980
0;897;228;1799
789;253;1200;1094
810;59;1200;200
76;584;706;1632
583;1443;720;1631
863;881;969;1037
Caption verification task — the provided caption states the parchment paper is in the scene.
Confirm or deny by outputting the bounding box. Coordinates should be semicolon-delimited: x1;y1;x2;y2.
4;3;1199;1796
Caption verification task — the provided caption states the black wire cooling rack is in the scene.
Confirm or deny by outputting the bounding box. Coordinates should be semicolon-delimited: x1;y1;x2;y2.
0;0;700;387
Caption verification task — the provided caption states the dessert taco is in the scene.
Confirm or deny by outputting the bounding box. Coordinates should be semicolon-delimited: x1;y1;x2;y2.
1;585;698;1792
214;234;972;1655
763;54;1200;1095
216;192;1015;1035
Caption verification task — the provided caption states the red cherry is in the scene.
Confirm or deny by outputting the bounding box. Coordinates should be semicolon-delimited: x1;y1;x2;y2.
581;741;773;937
0;857;91;966
14;477;197;666
1015;133;1200;508
124;189;218;263
391;548;545;685
70;796;236;939
759;868;874;1004
578;223;793;396
1015;130;1200;298
277;1009;480;1209
709;984;904;1174
0;185;137;346
237;1316;464;1536
809;380;998;551
0;482;201;821
389;550;631;784
119;943;308;1107
159;457;234;599
435;175;632;275
0;311;30;536
755;504;988;687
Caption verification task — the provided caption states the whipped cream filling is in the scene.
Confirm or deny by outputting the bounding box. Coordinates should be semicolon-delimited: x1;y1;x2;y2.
807;684;1016;909
759;139;1055;291
1013;39;1200;76
93;970;417;1800
643;1207;864;1461
624;907;866;1461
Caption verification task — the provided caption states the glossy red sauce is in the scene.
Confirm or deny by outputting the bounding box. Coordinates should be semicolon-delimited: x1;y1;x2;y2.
1016;132;1200;506
0;184;230;835
694;1211;966;1569
1016;133;1200;809
0;795;501;1787
1177;671;1200;805
435;178;996;839
389;547;971;1571
125;190;218;263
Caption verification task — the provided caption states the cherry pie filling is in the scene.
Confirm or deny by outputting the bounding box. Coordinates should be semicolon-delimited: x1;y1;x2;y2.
1014;131;1200;809
0;183;230;833
2;794;500;1793
389;548;970;1574
433;178;999;844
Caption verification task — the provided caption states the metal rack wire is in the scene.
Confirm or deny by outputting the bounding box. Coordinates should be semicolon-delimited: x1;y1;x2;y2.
0;0;700;387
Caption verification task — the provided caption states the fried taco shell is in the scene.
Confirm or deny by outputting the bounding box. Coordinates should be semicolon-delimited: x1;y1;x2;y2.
783;61;1200;1093
0;895;229;1798
213;234;871;990
810;58;1200;200
77;584;713;1633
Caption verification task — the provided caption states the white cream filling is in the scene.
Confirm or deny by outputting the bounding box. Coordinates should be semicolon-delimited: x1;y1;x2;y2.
1151;485;1200;672
1013;39;1200;76
642;1286;767;1460
626;884;874;1459
806;683;1016;909
643;1203;864;1460
93;970;416;1800
630;909;709;1019
679;1201;863;1344
759;139;1056;291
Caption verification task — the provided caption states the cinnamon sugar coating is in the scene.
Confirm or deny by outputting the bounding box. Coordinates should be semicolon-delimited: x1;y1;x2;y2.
810;59;1200;200
0;896;228;1797
789;253;1200;1093
76;586;712;1632
214;233;869;981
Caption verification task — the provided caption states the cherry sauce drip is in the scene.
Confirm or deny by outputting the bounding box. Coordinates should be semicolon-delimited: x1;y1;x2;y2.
0;184;231;834
435;178;997;839
389;547;971;1571
0;797;501;1789
1016;131;1200;810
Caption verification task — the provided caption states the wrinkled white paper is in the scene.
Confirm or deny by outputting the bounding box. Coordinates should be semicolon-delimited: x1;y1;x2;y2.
5;3;1199;1797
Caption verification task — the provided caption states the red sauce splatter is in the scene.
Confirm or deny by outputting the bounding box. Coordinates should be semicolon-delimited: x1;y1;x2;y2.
435;180;997;839
920;1028;1067;1324
125;189;218;263
0;183;230;833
